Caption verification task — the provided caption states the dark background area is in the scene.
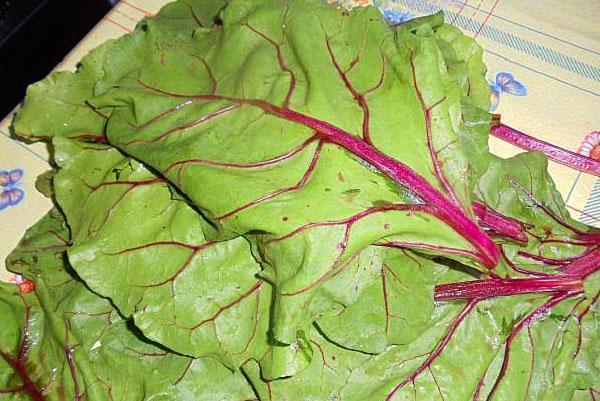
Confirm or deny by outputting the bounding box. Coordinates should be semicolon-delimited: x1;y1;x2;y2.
0;0;118;119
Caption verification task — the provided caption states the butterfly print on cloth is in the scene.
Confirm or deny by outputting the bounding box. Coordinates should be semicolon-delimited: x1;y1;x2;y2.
489;71;527;111
0;168;25;211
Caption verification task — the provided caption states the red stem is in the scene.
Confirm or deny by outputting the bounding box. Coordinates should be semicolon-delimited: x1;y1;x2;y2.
472;201;529;242
490;123;600;176
0;351;45;401
516;251;571;266
434;276;583;301
559;246;600;278
502;248;552;277
576;232;600;243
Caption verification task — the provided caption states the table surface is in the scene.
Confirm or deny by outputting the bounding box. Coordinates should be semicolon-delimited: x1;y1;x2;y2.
1;0;599;281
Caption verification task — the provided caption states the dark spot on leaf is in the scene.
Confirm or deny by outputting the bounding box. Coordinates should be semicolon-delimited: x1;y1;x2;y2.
342;188;360;202
112;167;122;180
282;216;288;221
337;172;345;182
341;189;360;195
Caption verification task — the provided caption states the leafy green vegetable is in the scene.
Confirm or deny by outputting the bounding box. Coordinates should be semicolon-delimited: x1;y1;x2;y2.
53;137;269;368
4;0;599;400
2;211;256;400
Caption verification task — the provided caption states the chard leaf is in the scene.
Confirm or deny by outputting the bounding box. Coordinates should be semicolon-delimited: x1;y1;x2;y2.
82;0;497;345
476;152;580;235
244;286;599;401
53;136;271;369
52;136;322;379
11;46;108;142
315;248;437;354
2;211;256;401
476;152;595;275
94;0;490;253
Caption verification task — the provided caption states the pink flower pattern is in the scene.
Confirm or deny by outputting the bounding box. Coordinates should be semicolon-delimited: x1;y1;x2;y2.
578;131;600;161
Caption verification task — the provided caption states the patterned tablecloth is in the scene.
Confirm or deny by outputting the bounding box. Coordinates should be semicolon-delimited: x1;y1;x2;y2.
1;0;599;281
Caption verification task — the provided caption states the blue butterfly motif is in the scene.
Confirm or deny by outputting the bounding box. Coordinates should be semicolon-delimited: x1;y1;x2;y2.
489;72;527;111
0;168;25;211
383;9;416;25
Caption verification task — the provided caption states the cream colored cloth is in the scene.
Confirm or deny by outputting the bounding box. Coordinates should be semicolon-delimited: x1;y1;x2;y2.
1;0;598;281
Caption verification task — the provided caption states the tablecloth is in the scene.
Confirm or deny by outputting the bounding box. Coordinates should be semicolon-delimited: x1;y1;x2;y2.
1;0;599;281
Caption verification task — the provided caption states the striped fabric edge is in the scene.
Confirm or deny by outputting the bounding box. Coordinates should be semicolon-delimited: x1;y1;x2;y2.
580;178;600;226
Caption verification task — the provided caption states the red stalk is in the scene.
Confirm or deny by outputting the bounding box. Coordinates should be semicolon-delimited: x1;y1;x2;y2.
490;123;600;176
0;351;45;401
472;202;529;242
434;276;583;302
576;232;600;242
435;246;600;301
559;246;600;278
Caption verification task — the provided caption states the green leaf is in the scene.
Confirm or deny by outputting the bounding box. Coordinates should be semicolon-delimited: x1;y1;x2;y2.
53;137;269;367
244;288;599;401
12;45;108;142
2;211;256;400
82;0;496;345
476;152;592;274
315;249;436;354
